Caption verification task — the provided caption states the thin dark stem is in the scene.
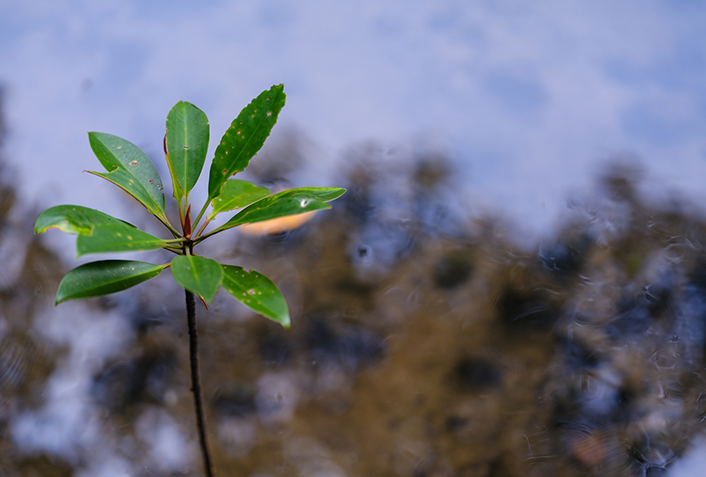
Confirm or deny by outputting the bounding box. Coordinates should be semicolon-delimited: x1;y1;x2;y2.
185;289;215;477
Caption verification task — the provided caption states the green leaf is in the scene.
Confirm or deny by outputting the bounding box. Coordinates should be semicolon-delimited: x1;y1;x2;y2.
166;101;209;201
213;187;346;234
56;260;167;304
170;255;223;303
34;205;170;257
207;179;270;220
221;265;290;327
35;205;134;235
76;224;171;257
87;132;166;216
207;84;286;202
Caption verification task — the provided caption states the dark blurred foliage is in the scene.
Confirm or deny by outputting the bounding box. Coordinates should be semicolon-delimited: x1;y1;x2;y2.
3;101;706;476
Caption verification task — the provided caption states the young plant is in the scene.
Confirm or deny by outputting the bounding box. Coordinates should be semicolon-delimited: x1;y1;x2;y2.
33;84;345;476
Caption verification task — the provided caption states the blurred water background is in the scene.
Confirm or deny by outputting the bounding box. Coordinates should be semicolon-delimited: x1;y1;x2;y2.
3;1;706;476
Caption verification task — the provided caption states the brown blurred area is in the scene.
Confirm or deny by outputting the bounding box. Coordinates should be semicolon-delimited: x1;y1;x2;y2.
2;98;706;476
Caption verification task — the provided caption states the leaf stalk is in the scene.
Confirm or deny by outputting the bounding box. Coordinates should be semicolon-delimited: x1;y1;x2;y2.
192;200;211;235
195;218;211;238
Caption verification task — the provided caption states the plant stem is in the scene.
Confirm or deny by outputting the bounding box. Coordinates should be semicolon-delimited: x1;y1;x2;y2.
192;199;211;234
156;214;182;239
192;227;222;245
185;289;215;477
195;218;211;238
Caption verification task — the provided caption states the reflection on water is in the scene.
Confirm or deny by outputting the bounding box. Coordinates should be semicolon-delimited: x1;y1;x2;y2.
3;110;706;476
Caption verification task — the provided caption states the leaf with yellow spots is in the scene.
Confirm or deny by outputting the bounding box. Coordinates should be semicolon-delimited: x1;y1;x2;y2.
220;265;289;327
206;84;286;202
34;205;170;257
76;224;170;257
87;132;166;218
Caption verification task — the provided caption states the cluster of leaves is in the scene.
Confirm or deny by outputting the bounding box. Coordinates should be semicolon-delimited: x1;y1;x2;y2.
34;85;345;327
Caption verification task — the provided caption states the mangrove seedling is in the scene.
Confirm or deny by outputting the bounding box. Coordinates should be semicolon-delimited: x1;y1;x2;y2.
34;84;346;476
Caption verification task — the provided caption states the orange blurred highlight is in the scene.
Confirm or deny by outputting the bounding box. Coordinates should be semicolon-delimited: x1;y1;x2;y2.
567;430;608;468
238;211;318;235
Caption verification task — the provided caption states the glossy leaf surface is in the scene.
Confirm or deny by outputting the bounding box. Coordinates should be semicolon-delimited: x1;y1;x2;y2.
214;187;346;233
35;205;133;235
56;260;167;304
166;101;209;200
76;224;170;257
221;265;290;327
170;255;223;303
87;132;165;216
207;85;286;201
207;179;270;220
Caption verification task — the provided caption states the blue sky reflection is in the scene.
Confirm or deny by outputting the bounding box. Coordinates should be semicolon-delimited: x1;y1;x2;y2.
2;0;706;240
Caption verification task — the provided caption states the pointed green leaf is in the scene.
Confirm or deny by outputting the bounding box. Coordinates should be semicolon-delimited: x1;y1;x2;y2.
226;197;329;228
220;265;290;327
207;179;270;221
76;224;170;257
34;205;170;256
56;260;168;304
207;84;286;202
170;255;223;303
35;205;134;235
214;187;346;234
87;132;166;216
166;101;209;200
